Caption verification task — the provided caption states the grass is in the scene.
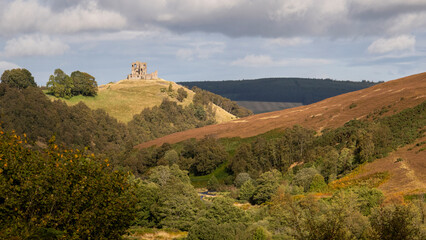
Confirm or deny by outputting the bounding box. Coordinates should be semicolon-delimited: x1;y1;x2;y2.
125;226;187;240
45;79;197;123
403;193;426;202
45;79;235;124
190;162;230;188
46;79;189;123
219;129;286;156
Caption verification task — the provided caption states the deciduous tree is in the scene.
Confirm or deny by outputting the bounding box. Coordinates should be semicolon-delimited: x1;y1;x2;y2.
1;68;36;89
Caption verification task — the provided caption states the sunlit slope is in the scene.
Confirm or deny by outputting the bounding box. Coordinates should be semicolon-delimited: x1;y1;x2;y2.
331;135;426;202
137;72;426;148
46;78;236;123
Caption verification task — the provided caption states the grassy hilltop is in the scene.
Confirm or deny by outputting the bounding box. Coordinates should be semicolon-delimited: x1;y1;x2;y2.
46;78;236;123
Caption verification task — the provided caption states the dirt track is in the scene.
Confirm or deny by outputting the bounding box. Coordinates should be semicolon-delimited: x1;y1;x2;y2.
136;72;426;149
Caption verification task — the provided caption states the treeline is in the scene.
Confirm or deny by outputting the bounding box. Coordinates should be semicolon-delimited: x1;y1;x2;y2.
2;126;424;239
128;99;216;144
181;78;377;105
122;137;228;176
117;101;426;239
127;165;423;239
0;84;130;155
125;100;425;183
1;68;425;238
230;98;425;182
191;86;253;118
0;83;218;159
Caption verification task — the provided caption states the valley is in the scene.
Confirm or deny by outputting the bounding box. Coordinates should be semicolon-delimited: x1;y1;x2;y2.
138;72;426;148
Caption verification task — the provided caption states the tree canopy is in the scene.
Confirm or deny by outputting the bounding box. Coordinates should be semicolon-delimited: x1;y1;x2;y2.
0;128;137;239
47;68;98;98
1;68;36;89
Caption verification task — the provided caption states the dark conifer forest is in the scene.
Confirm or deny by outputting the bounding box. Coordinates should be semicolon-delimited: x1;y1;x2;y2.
181;78;377;104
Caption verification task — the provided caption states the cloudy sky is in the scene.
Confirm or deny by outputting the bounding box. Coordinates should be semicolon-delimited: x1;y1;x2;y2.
1;0;426;85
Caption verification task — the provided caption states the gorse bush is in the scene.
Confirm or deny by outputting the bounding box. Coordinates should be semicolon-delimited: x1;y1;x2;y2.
0;128;137;239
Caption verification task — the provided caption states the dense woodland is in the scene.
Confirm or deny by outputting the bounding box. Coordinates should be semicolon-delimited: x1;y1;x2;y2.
1;69;425;239
181;78;377;104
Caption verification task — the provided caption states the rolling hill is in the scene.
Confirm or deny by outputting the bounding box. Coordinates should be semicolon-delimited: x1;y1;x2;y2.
46;78;236;123
137;72;426;148
138;72;426;201
180;77;377;113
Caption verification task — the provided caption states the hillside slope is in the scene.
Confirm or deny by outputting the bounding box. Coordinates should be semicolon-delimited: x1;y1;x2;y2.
331;135;426;203
47;78;236;123
138;72;426;148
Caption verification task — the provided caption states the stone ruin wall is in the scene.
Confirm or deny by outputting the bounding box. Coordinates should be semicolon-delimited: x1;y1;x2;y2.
127;61;158;80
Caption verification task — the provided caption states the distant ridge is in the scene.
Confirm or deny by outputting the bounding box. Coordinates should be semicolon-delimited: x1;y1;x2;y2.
180;78;377;105
138;72;426;148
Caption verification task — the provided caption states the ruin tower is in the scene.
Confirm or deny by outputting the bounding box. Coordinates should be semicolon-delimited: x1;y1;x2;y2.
127;61;158;80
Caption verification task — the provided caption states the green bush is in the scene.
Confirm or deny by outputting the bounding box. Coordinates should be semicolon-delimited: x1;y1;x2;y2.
207;175;220;191
253;170;281;204
177;87;188;102
369;204;423;240
292;168;319;192
309;174;327;192
0;129;137;239
239;180;256;201
1;68;36;89
134;165;202;230
235;172;252;188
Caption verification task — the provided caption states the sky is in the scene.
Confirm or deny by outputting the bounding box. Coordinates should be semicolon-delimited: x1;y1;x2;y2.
0;0;426;86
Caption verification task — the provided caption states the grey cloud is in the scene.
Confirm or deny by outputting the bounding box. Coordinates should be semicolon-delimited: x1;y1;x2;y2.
98;0;426;38
4;0;425;38
0;0;126;36
3;34;69;57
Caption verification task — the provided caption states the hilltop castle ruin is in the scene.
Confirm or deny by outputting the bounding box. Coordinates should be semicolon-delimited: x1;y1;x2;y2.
127;61;158;80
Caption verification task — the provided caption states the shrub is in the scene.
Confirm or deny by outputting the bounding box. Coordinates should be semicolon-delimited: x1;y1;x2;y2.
207;175;220;191
239;180;256;201
177;87;188;102
253;170;281;204
369;204;423;240
309;174;327;192
292;168;319;192
0;129;137;239
234;172;252;188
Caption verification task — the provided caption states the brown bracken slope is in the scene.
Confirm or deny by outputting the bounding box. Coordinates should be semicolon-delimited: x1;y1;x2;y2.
136;72;426;149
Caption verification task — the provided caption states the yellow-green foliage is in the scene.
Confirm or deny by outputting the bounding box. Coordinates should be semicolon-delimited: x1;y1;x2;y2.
0;129;137;239
330;171;390;190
